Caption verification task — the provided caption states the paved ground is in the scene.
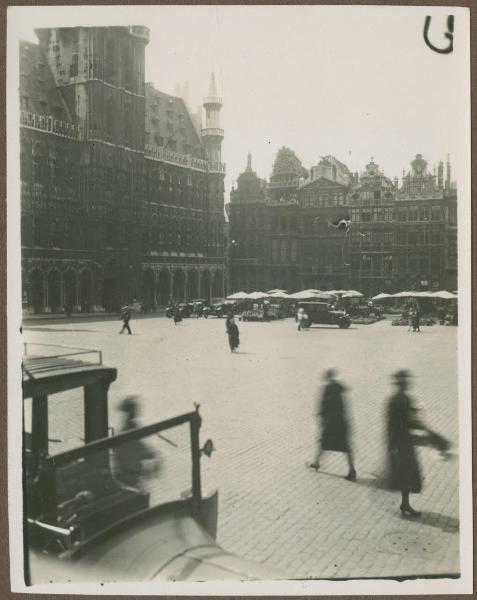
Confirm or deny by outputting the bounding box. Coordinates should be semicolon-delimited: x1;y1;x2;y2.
23;316;460;579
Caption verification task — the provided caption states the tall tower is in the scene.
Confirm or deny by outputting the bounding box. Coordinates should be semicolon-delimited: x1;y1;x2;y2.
202;73;224;167
35;26;150;150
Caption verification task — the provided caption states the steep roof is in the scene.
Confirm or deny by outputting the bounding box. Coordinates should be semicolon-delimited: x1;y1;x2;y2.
145;84;206;159
19;40;72;121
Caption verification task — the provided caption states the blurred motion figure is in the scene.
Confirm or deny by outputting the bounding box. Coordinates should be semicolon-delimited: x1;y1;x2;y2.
114;395;160;489
309;369;356;481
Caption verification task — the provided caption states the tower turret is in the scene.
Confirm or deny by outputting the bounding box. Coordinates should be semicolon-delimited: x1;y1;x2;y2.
438;161;444;189
202;73;224;169
446;155;451;189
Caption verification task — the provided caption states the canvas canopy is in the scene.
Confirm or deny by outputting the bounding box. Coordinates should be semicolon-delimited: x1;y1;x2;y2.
226;292;248;300
247;291;269;300
372;293;392;300
430;290;457;300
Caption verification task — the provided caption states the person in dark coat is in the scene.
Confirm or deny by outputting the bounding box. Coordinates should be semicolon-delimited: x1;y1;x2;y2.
386;369;424;516
173;305;182;325
412;303;421;332
119;306;132;334
226;316;240;352
309;369;356;481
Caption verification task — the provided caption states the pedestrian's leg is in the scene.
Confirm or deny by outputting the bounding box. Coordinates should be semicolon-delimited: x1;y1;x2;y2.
119;324;124;334
345;449;356;481
309;444;323;470
127;323;132;334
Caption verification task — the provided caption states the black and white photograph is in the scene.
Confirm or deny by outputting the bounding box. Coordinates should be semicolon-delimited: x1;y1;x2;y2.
6;4;472;595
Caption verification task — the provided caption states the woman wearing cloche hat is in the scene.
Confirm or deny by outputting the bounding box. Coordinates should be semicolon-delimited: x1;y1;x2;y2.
386;369;451;517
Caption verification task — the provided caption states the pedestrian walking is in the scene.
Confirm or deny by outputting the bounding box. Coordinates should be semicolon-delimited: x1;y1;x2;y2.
114;396;160;489
412;304;421;332
308;369;356;481
173;305;182;325
407;305;414;332
297;306;306;331
386;369;451;517
226;315;240;352
119;305;132;334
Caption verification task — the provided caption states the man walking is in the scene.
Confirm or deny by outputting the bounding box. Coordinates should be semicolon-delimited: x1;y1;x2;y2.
119;305;132;334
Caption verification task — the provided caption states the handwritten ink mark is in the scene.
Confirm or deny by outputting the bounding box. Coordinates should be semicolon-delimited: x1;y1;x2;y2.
423;15;454;54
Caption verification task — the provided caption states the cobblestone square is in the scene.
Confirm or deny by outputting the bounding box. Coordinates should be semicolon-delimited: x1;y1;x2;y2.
24;316;460;579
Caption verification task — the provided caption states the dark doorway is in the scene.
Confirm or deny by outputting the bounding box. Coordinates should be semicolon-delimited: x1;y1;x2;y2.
173;270;185;302
187;270;199;300
47;270;61;313
200;270;211;302
142;270;155;311
157;270;170;306
103;277;119;312
79;270;93;312
31;270;44;314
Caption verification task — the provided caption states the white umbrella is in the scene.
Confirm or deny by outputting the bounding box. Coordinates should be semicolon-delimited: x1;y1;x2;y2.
226;291;248;300
288;290;321;300
267;291;289;299
342;290;363;298
430;290;458;300
372;292;392;300
267;289;288;294
248;291;268;300
392;291;415;298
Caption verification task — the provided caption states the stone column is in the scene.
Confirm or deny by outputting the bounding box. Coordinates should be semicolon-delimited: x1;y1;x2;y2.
184;270;189;302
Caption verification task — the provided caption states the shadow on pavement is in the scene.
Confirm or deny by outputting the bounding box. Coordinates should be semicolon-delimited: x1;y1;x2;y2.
419;512;459;532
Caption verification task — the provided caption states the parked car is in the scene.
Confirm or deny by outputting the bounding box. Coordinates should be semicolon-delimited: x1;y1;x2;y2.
298;301;351;328
22;344;280;583
204;300;240;318
166;302;194;319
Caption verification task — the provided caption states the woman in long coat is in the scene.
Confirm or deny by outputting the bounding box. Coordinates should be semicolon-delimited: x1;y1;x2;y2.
309;369;356;481
226;316;240;352
387;369;424;516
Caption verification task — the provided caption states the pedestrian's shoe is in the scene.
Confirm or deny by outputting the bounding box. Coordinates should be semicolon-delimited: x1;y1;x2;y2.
400;504;421;517
307;462;320;471
344;469;356;482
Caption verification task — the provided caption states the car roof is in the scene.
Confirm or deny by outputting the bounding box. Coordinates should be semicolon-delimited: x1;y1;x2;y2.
23;355;117;398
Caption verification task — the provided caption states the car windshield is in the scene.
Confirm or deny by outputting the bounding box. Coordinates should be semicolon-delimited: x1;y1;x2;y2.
25;409;200;550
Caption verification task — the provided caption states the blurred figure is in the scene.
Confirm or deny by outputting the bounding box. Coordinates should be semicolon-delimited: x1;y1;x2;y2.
297;306;307;331
114;396;160;489
412;303;421;332
386;369;451;517
226;315;240;353
119;306;132;334
407;305;415;332
173;305;182;325
309;369;356;481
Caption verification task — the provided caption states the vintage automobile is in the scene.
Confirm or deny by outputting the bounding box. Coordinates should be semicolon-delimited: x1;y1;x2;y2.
22;344;279;584
166;302;194;319
298;301;351;329
204;300;240;318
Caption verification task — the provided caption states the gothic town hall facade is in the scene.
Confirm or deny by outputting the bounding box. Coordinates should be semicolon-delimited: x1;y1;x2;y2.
20;26;226;313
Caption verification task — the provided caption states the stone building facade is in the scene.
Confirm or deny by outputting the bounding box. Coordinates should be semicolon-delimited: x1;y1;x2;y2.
229;150;457;296
20;26;226;313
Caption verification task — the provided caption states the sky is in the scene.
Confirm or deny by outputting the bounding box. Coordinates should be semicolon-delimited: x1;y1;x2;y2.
9;5;470;202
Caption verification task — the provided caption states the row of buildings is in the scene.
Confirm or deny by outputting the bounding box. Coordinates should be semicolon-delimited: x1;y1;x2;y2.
228;151;457;297
19;25;457;313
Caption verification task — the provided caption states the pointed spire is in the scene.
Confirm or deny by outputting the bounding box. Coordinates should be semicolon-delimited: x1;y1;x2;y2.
208;72;218;98
245;152;253;173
